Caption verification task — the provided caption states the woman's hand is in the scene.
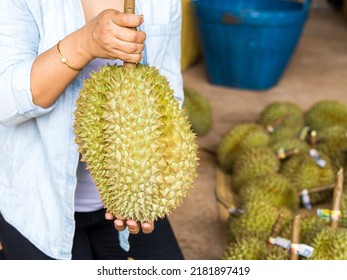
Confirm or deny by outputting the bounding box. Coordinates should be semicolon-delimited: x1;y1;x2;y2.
80;9;146;63
105;212;154;234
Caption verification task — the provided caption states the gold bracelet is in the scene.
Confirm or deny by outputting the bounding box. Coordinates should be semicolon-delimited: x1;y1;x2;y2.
56;40;83;72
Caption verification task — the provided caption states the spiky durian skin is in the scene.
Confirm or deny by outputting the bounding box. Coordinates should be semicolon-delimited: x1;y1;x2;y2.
305;100;347;132
268;126;302;145
308;227;347;260
227;201;293;242
73;64;199;222
182;87;212;136
315;125;347;171
216;123;270;174
280;152;335;205
222;233;268;260
260;246;289;260
231;146;280;193
270;138;310;159
238;173;299;211
259;102;304;127
281;214;330;246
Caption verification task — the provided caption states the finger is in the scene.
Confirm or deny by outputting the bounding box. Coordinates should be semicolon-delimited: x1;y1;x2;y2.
107;50;143;63
114;219;127;231
111;12;144;29
105;212;114;220
111;26;146;44
127;220;141;234
141;221;154;234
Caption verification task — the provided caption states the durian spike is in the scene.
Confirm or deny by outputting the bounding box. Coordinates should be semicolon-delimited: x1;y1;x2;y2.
267;212;284;249
330;168;344;229
123;0;137;69
290;215;301;260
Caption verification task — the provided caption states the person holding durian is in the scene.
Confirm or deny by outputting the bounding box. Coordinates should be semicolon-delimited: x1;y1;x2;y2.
0;0;187;260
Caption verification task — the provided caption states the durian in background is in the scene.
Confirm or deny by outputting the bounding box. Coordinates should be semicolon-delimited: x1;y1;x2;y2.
216;123;270;174
308;227;347;260
227;201;293;242
258;101;305;144
281;214;330;246
222;233;268;260
182;86;212;136
305;100;347;132
237;173;299;211
231;146;280;193
73;0;198;222
280;151;335;205
270;138;310;162
314;125;347;171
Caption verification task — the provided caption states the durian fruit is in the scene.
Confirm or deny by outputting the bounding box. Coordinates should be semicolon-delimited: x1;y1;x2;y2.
231;146;280;193
308;227;347;260
305;100;347;132
281;214;330;246
280;152;335;205
182;87;212;136
270;138;310;161
315;125;347;171
222;233;268;260
258;102;304;143
227;201;294;242
260;245;289;260
216;123;270;174
74;64;199;222
238;173;299;211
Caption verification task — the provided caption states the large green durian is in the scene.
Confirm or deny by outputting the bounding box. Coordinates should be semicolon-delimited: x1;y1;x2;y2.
74;64;199;222
182;87;212;136
216;123;270;174
305;100;347;132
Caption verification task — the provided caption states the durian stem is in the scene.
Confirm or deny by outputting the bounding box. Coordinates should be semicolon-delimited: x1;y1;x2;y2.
123;0;137;69
297;184;335;196
267;212;284;249
330;168;344;229
290;215;301;260
264;112;290;133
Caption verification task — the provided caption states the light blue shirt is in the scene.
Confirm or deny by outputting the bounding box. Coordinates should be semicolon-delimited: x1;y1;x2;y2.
0;0;183;260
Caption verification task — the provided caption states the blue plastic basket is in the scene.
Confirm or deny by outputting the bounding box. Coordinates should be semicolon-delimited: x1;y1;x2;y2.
192;0;310;90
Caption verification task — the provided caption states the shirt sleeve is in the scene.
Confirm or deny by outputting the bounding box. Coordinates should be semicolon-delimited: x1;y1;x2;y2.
0;0;55;126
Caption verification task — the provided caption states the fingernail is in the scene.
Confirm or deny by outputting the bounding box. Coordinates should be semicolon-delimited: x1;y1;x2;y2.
140;15;144;24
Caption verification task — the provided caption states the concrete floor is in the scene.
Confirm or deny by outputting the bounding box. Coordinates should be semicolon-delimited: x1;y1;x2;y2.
168;2;347;260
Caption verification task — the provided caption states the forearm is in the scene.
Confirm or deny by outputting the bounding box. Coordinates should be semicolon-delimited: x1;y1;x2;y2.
31;30;92;108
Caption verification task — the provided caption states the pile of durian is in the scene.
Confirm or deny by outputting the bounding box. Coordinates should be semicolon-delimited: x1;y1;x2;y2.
216;100;347;260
